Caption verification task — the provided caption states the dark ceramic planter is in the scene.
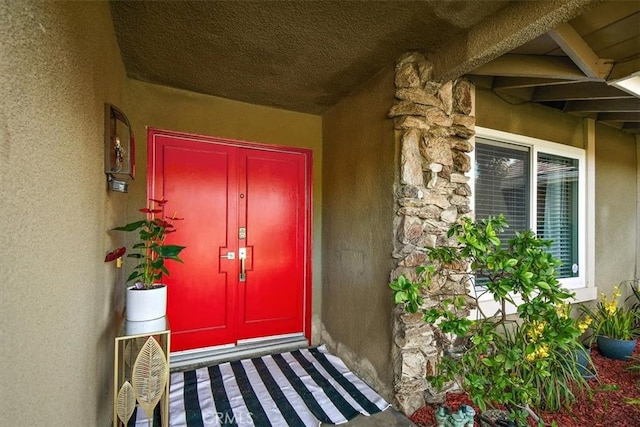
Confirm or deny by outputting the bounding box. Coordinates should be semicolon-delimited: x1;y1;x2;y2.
575;346;597;379
597;335;637;360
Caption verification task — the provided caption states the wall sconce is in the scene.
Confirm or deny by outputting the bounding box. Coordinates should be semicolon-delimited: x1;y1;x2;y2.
104;104;135;192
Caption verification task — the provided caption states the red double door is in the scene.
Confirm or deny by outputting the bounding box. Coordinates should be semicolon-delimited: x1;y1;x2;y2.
148;129;312;352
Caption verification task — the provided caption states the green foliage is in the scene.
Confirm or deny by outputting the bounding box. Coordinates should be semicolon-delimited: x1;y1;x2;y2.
627;355;640;372
110;198;186;289
389;274;424;313
389;215;590;423
580;286;640;341
625;356;640;405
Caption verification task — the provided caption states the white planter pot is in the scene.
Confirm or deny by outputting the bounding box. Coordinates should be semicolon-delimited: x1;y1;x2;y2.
125;316;168;335
125;284;167;322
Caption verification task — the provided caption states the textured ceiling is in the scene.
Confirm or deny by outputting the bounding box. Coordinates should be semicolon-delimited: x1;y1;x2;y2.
110;0;513;113
110;0;612;117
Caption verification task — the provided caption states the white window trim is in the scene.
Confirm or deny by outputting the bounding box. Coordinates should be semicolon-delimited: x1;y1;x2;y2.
468;127;597;318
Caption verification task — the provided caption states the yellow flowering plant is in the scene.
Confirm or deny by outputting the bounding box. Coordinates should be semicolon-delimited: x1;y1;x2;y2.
516;302;595;412
390;215;592;423
581;286;639;341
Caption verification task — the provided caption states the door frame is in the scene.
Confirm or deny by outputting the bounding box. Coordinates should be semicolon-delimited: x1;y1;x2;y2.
147;127;314;345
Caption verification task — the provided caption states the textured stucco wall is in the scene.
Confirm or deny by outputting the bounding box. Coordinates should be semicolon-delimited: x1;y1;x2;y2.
476;87;638;297
321;67;397;400
0;1;127;425
121;80;324;339
476;87;584;148
594;124;638;290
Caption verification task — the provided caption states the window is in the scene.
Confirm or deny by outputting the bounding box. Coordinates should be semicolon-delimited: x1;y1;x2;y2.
472;128;591;298
475;140;530;243
536;153;579;279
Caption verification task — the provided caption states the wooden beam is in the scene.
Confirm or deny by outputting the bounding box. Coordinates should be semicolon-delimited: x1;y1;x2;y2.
547;22;613;79
493;87;535;102
470;54;587;80
492;77;586;89
571;0;640;35
466;75;494;90
533;82;634;101
430;0;603;82
622;122;640;132
567;111;599;120
609;58;640;82
598;112;640;122
565;98;640;112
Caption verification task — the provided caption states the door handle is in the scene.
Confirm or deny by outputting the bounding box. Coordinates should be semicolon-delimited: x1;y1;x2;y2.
220;252;235;260
239;248;247;282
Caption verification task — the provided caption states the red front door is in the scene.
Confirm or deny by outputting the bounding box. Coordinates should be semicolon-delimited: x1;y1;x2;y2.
148;129;312;352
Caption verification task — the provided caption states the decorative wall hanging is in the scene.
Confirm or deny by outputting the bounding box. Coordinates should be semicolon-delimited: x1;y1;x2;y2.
104;103;135;192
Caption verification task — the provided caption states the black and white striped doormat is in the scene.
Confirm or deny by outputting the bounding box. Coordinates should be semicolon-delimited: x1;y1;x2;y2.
131;345;390;426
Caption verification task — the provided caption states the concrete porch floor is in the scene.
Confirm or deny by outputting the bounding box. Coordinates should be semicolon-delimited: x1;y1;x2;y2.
322;407;417;426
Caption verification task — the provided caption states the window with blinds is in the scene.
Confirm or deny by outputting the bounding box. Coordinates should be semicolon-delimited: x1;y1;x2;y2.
475;139;530;244
536;153;579;278
474;139;580;281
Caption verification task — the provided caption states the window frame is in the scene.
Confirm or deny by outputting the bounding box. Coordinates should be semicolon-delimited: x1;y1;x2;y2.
469;127;597;316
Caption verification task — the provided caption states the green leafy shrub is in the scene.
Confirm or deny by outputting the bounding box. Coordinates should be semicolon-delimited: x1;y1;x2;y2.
389;215;590;424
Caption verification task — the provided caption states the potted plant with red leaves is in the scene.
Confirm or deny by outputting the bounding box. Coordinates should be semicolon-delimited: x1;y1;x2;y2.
107;198;186;321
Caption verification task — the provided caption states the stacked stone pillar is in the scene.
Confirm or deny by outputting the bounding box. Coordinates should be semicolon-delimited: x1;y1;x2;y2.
388;53;475;415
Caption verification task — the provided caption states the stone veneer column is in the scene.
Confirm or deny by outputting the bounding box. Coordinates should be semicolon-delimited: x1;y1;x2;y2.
388;52;475;415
